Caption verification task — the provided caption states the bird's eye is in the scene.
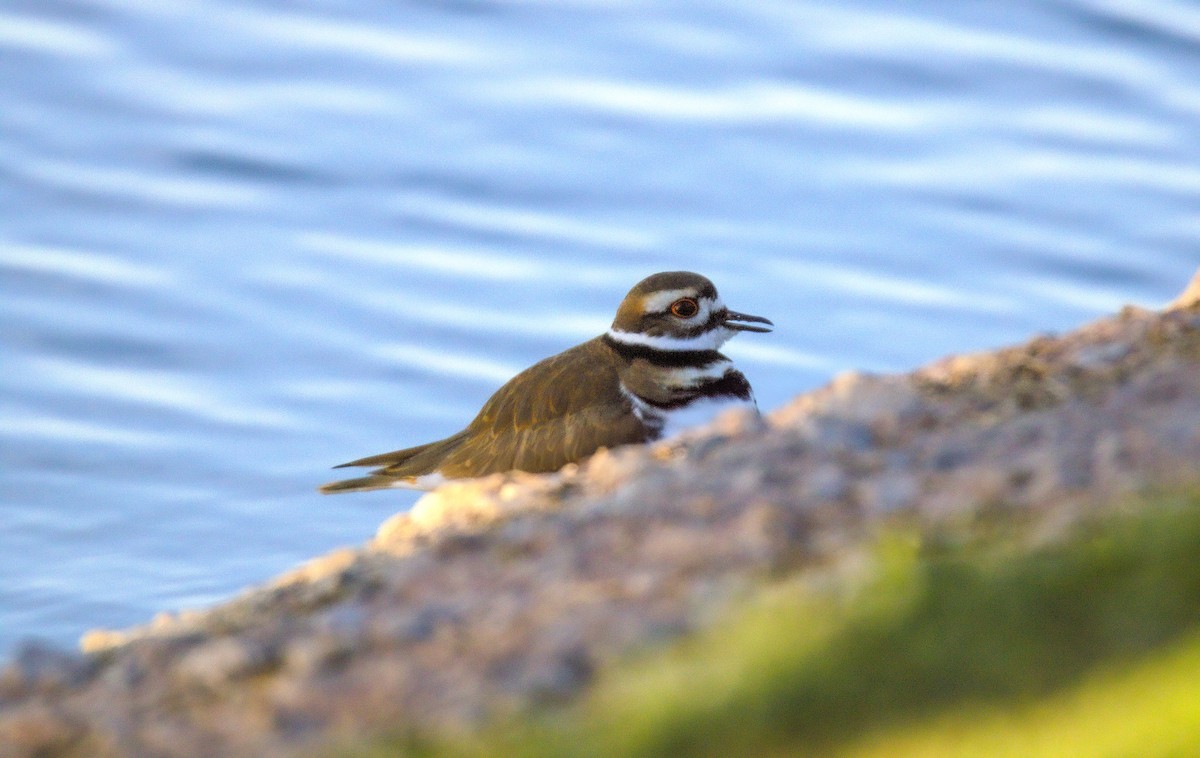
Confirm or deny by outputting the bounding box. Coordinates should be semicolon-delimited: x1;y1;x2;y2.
670;298;700;318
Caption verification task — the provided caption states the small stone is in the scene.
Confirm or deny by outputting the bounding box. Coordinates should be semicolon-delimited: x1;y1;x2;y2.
80;628;128;654
2;641;96;695
852;472;919;513
174;637;276;692
803;463;849;501
0;704;83;756
1070;342;1131;372
283;636;352;677
272;548;358;589
373;511;418;550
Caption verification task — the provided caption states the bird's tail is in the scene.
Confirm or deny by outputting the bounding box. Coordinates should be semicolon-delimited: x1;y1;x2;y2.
318;431;469;495
318;474;411;494
329;442;430;470
316;474;434;496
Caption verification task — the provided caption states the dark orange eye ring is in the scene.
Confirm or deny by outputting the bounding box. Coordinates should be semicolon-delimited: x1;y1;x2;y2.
670;298;700;318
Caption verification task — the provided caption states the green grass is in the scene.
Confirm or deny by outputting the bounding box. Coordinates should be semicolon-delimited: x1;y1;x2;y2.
350;489;1200;758
842;631;1200;758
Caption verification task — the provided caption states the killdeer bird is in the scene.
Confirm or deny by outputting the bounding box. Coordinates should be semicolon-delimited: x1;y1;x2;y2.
320;271;772;493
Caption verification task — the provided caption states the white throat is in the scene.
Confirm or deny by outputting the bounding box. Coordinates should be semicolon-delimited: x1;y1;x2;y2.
605;325;734;352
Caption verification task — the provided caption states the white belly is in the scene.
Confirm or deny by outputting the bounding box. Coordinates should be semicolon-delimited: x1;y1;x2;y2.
655;394;758;439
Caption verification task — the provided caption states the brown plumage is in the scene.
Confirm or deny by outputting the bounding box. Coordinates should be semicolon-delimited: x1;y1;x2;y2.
320;271;771;494
319;337;647;493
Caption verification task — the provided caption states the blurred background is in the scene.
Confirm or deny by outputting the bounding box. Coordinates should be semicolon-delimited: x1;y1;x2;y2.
2;0;1197;655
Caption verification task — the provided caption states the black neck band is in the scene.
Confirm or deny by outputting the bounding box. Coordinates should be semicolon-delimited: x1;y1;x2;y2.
602;333;725;367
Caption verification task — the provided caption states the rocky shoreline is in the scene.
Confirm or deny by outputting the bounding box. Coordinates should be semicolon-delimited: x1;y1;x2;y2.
2;270;1199;758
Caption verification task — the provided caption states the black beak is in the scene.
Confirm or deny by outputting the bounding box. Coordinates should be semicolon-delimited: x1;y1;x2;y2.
724;310;773;333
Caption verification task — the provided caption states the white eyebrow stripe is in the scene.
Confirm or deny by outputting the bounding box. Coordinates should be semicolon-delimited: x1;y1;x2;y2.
640;288;700;314
640;292;725;325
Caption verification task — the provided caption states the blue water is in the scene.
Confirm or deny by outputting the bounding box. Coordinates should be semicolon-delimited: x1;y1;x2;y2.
2;0;1198;655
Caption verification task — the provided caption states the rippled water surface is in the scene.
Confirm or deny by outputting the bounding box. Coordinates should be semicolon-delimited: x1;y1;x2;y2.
3;0;1198;654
